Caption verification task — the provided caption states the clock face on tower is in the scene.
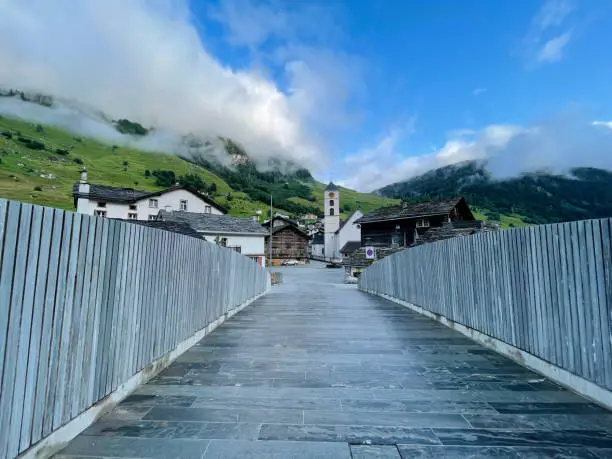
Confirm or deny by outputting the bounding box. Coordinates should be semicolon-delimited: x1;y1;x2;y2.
329;192;335;198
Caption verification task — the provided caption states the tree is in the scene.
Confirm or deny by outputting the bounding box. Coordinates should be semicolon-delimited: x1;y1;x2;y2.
152;170;176;187
144;169;151;178
115;119;149;136
179;173;206;191
208;182;217;194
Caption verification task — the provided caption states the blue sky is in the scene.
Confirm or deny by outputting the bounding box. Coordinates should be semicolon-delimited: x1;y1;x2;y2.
2;0;612;191
190;0;612;189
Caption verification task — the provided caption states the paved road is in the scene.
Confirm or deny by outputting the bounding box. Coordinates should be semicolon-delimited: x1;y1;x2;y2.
57;263;612;458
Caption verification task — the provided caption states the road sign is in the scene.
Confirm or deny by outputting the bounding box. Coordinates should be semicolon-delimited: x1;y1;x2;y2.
365;246;376;260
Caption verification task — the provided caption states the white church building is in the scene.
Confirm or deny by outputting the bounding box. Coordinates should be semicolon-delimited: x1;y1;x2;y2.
323;183;362;261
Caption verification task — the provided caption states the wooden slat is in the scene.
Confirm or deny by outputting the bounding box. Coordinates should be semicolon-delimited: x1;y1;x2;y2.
590;220;606;386
71;215;97;417
3;204;34;458
82;216;104;411
53;212;82;429
65;215;89;422
16;205;46;453
0;201;16;455
21;206;54;447
599;219;612;388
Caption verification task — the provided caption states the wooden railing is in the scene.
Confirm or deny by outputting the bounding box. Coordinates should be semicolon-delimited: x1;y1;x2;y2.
360;218;612;396
0;199;269;458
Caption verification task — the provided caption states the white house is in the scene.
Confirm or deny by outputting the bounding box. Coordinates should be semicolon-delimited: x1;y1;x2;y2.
158;210;268;266
322;183;362;260
72;168;225;221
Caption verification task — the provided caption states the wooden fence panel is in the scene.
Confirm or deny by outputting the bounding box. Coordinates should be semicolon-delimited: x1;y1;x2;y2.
360;218;612;392
0;200;268;457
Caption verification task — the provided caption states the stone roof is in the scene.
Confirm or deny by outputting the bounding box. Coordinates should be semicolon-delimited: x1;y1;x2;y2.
158;210;268;235
343;246;405;268
73;183;226;212
73;183;150;203
414;220;499;246
269;223;309;239
339;240;361;254
324;182;339;191
263;215;299;228
355;197;465;224
122;219;204;240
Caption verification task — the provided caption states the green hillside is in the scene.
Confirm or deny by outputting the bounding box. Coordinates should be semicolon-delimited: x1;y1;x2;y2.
0;115;396;218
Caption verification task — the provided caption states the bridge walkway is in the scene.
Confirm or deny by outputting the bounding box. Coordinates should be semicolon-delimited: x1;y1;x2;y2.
56;263;612;458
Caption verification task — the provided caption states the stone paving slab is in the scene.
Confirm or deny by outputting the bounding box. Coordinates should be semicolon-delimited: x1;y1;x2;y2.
201;440;350;459
350;445;401;459
55;264;612;458
56;437;210;458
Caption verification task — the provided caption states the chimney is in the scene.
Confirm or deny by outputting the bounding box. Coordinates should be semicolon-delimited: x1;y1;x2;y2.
78;167;90;194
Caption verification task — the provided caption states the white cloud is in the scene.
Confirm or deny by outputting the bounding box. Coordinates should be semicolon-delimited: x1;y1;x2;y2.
523;0;574;65
0;0;350;170
537;31;572;62
341;113;612;191
209;0;341;49
593;121;612;129
339;121;522;192
473;88;487;96
533;0;573;30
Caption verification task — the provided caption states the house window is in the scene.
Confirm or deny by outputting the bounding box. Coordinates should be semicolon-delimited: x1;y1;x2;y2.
416;218;430;228
148;214;157;221
180;200;188;211
205;205;212;214
94;210;107;217
97;202;106;208
329;199;334;207
128;213;137;220
129;204;137;211
149;199;158;208
329;208;335;216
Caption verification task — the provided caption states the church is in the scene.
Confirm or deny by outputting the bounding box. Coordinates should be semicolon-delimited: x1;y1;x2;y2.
323;183;362;260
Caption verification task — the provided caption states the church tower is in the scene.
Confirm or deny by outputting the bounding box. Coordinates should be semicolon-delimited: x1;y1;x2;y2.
323;182;340;259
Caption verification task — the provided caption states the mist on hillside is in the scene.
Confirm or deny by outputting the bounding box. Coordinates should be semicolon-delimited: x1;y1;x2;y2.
0;92;240;167
0;0;325;172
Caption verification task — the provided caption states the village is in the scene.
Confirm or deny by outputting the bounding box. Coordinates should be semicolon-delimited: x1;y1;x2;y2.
73;168;498;281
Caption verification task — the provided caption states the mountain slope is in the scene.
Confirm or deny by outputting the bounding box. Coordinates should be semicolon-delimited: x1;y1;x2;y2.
375;161;612;225
0;115;396;217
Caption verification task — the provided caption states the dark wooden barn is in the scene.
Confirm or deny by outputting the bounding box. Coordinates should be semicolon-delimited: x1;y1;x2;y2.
355;197;475;248
264;218;310;264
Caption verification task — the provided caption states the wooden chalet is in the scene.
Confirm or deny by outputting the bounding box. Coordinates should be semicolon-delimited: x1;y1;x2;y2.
264;216;309;264
354;197;475;248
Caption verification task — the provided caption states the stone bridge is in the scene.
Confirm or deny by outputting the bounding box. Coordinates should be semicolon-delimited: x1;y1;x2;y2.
56;265;612;459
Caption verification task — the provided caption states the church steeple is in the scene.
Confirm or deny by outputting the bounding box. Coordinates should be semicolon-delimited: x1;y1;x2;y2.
324;183;340;218
323;183;340;259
